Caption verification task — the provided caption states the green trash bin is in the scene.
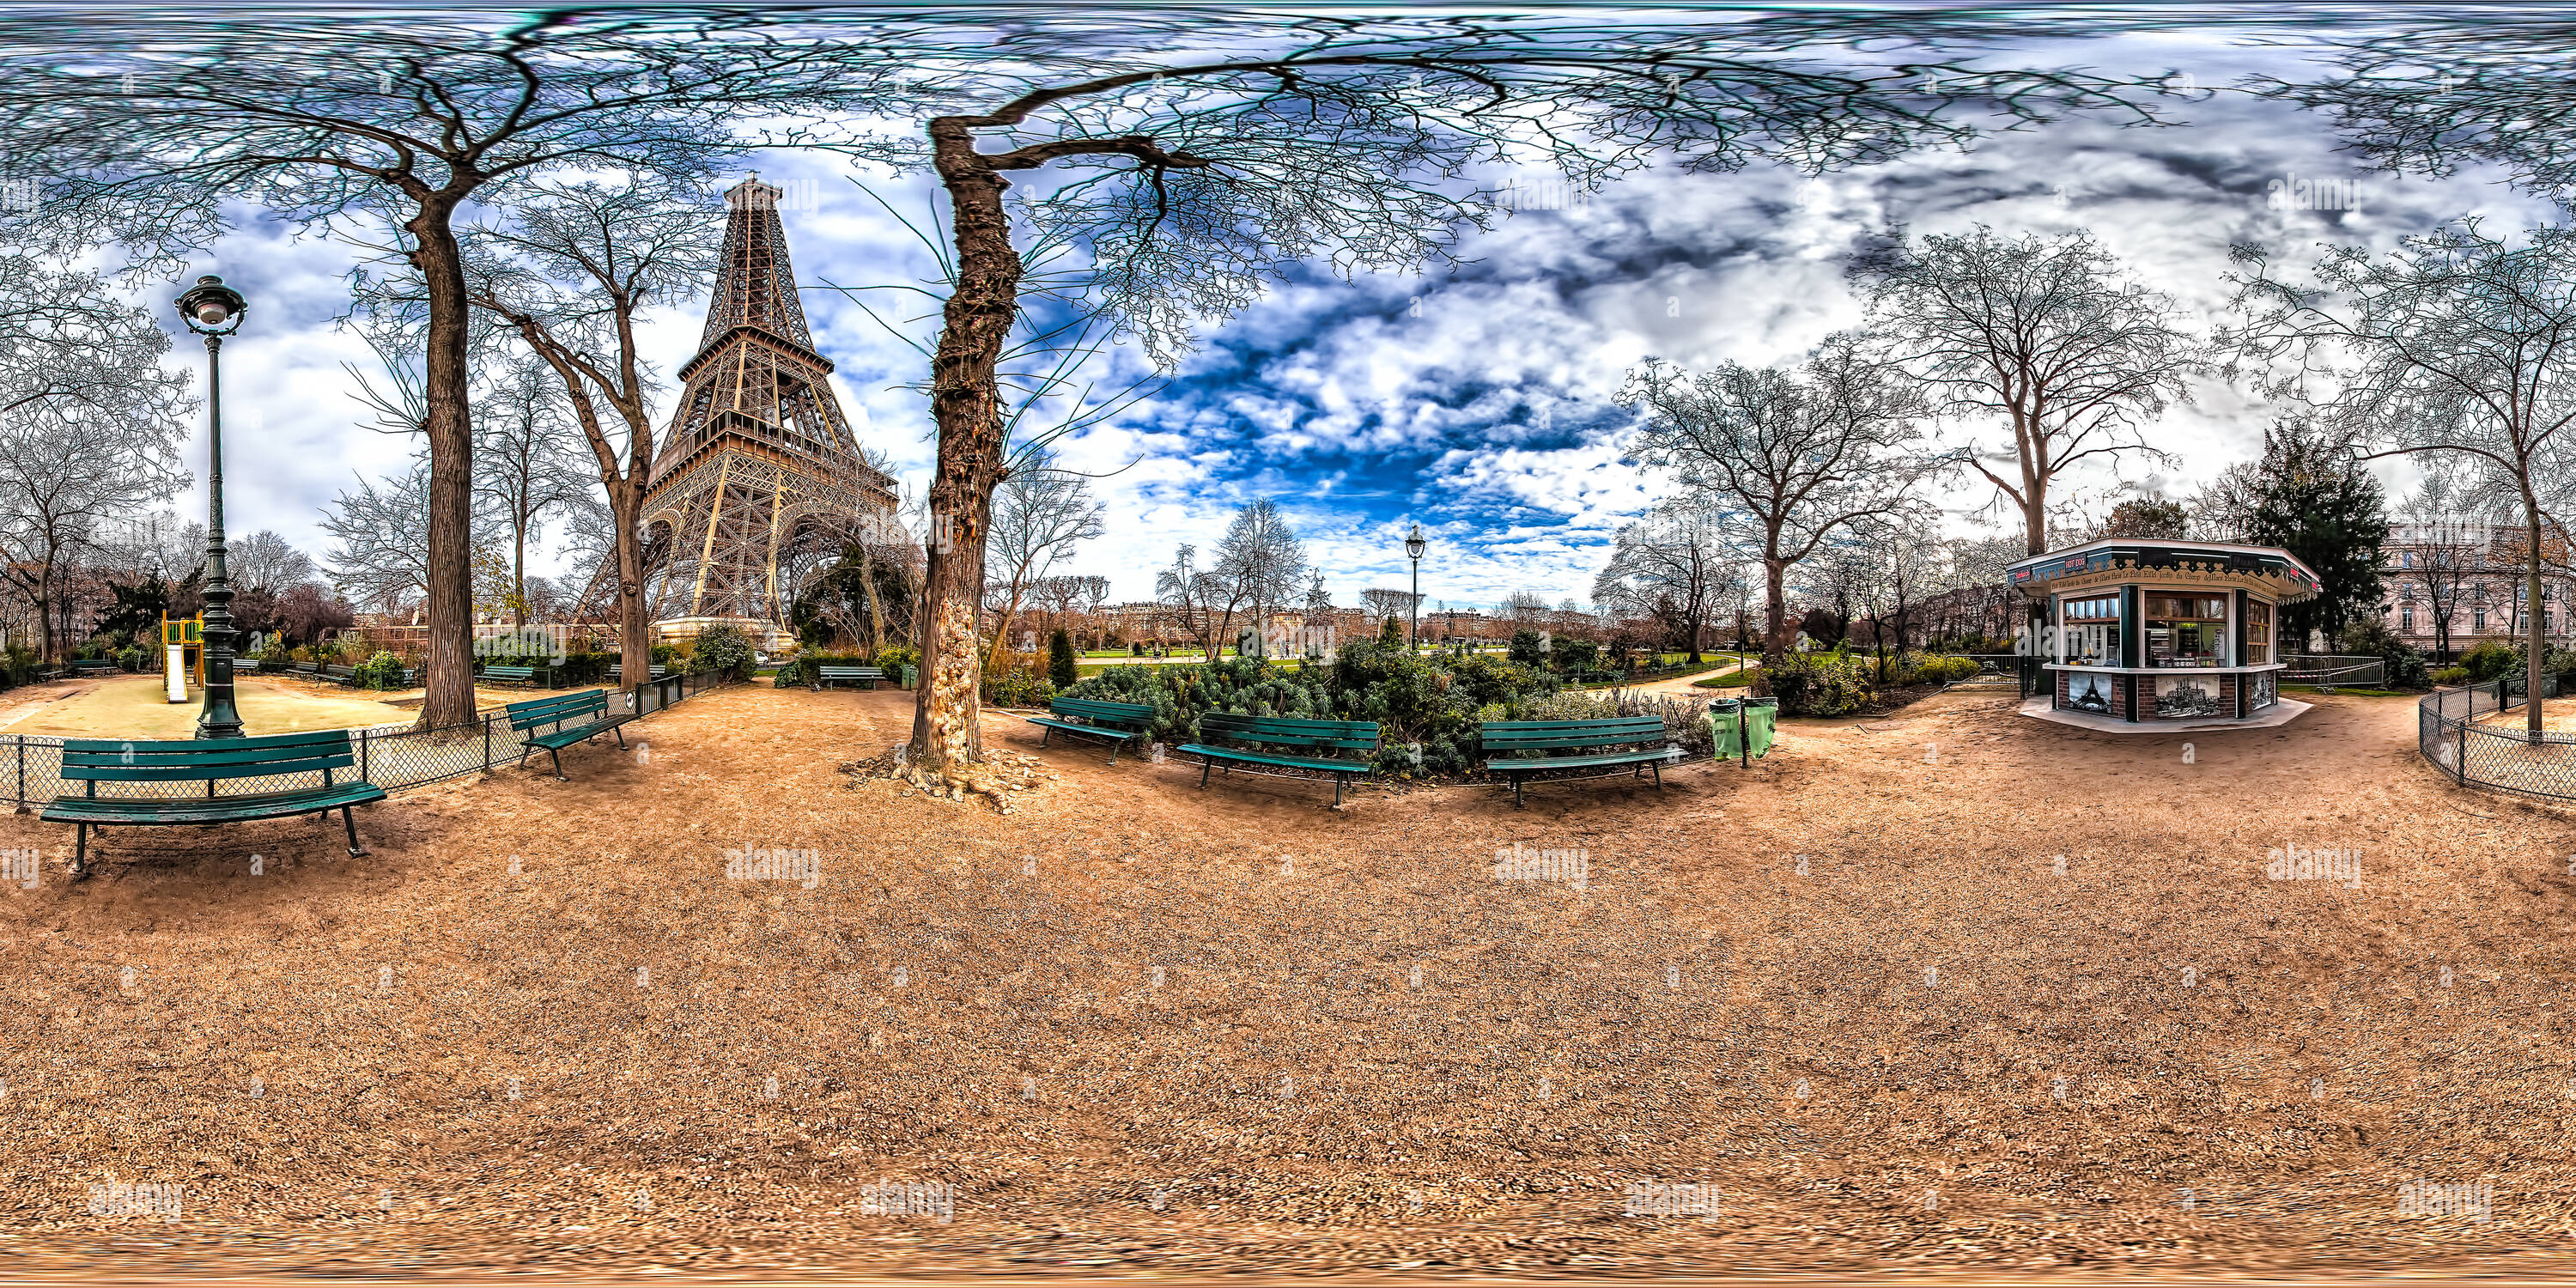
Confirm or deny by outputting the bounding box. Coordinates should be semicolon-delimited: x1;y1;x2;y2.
902;664;919;690
1741;696;1778;761
1704;697;1745;758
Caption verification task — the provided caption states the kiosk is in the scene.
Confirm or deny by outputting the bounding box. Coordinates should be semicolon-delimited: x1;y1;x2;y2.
2009;539;2321;728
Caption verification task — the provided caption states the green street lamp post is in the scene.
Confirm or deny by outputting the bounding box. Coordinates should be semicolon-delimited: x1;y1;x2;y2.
1405;522;1427;653
176;274;248;739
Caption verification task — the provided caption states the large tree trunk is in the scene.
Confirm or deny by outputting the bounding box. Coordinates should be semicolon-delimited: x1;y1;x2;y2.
35;560;56;665
2526;494;2547;739
407;199;477;731
612;481;648;698
856;547;885;655
1763;553;1789;657
912;119;1020;779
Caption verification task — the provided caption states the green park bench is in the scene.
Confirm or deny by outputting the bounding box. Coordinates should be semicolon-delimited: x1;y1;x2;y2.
293;661;322;677
1479;715;1678;808
1182;713;1382;808
608;665;666;684
505;689;636;781
815;665;884;690
234;658;259;672
323;664;358;684
479;664;550;689
41;729;385;878
1027;697;1155;763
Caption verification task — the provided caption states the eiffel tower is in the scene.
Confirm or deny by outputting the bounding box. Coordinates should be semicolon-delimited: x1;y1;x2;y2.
635;175;895;648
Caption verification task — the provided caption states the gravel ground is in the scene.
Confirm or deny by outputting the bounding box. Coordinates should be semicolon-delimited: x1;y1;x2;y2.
4;683;2576;1281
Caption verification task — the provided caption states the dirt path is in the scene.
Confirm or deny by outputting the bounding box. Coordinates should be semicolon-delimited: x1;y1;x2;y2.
2;685;2571;1279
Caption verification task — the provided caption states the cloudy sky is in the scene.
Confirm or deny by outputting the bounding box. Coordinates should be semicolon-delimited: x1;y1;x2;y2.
140;23;2557;614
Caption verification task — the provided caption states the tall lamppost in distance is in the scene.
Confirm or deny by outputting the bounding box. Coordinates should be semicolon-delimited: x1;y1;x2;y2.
1405;522;1428;653
175;274;247;739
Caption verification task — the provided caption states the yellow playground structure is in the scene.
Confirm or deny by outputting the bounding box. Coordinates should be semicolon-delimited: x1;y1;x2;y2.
161;612;204;694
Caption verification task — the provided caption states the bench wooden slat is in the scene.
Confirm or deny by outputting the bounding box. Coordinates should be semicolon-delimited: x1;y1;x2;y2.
45;782;386;824
63;740;354;765
1047;697;1153;720
65;754;355;783
1181;744;1366;775
62;730;357;754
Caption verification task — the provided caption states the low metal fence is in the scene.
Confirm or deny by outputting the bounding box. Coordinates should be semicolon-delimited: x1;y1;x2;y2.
6;672;730;811
2281;653;2387;688
2417;675;2576;803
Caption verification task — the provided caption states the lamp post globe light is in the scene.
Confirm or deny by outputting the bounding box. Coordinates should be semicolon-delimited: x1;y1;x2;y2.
174;274;247;739
1404;522;1428;653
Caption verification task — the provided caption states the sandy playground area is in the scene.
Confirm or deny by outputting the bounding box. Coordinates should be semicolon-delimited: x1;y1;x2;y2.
0;672;538;739
3;683;2574;1280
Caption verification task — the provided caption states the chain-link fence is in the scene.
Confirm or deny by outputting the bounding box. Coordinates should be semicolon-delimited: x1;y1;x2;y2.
4;674;731;812
2418;676;2576;802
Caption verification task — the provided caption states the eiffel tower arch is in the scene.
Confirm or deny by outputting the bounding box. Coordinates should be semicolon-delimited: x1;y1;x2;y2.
640;176;896;651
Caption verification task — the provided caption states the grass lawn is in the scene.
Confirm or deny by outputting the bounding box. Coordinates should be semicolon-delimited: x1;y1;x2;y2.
1692;665;1762;689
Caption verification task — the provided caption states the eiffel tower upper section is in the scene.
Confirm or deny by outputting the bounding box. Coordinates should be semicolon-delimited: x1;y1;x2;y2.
645;176;890;507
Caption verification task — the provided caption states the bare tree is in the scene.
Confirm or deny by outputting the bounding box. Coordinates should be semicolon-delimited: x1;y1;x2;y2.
428;168;726;685
1843;508;1946;656
0;13;909;725
1157;544;1238;658
0;253;192;662
473;350;590;625
226;532;319;595
1592;494;1730;662
1619;333;1943;655
1080;574;1113;649
2229;220;2576;735
2396;460;2508;659
320;458;434;617
1358;588;1422;632
1212;500;1306;656
983;452;1106;669
1854;226;2206;556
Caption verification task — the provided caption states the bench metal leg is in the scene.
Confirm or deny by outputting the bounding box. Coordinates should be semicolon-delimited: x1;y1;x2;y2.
1199;758;1212;789
1039;727;1052;750
1651;762;1662;791
343;806;368;857
70;823;88;879
549;747;568;782
613;726;628;750
1513;774;1525;810
1334;774;1345;808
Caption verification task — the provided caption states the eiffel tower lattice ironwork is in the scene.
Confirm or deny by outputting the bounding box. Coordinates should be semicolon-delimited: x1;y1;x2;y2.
635;176;895;636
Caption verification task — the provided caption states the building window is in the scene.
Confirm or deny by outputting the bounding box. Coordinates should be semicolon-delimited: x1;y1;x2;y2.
2059;594;2121;666
2476;607;2488;632
2245;598;2272;665
2402;551;2416;568
2143;592;2229;667
2402;605;2415;631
